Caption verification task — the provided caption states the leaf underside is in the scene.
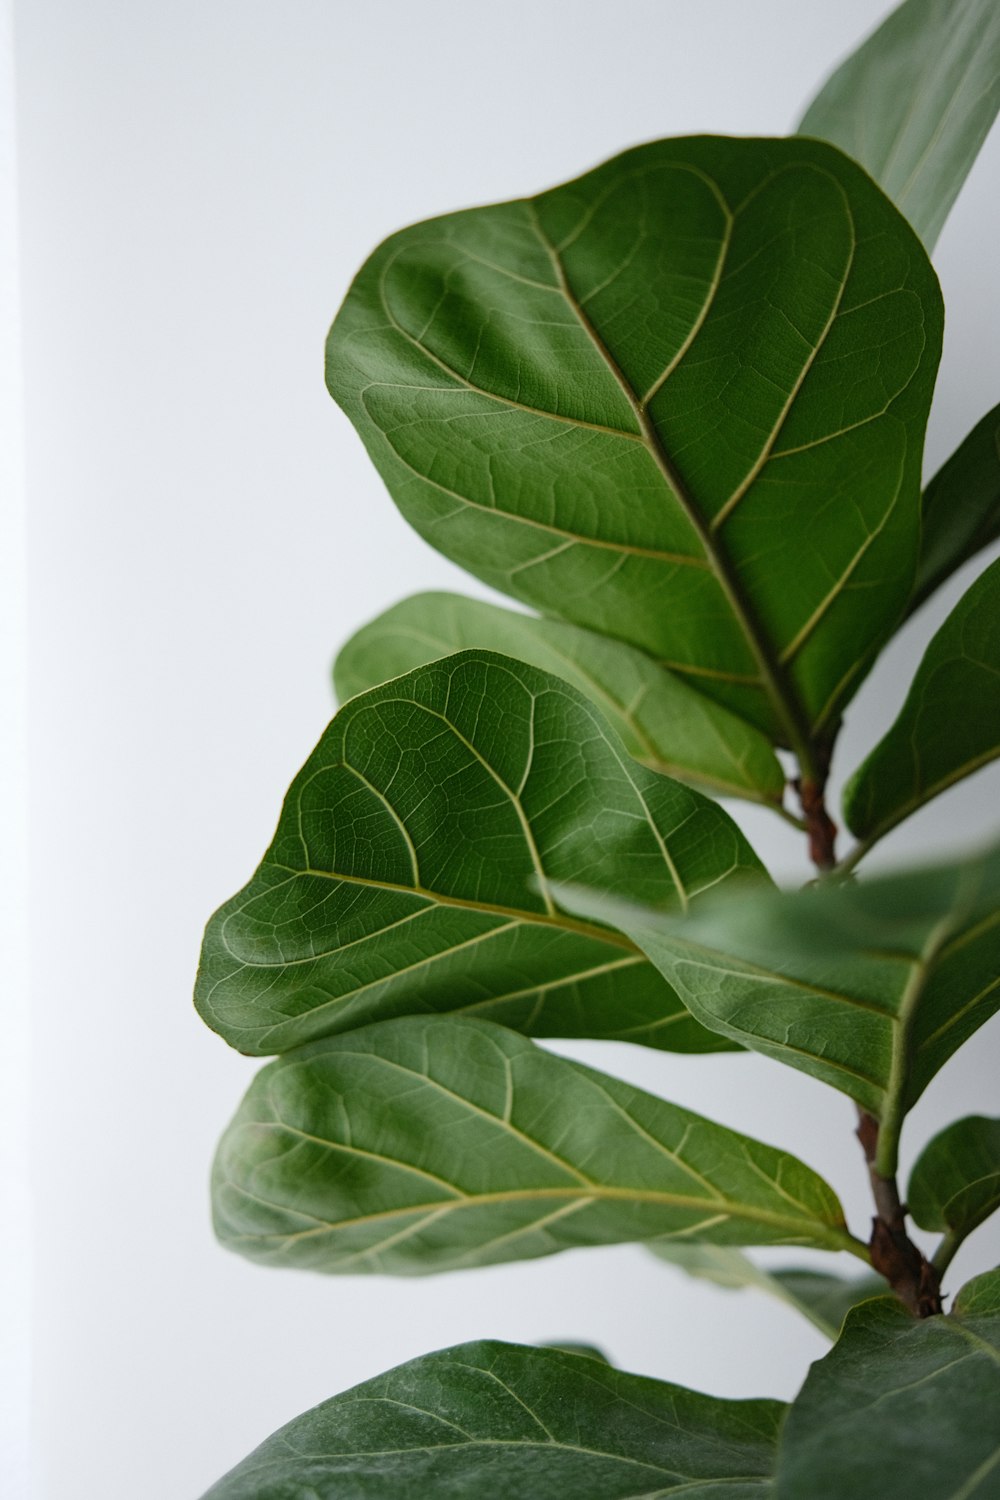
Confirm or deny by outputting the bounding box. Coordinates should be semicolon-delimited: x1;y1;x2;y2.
845;561;1000;852
201;1340;784;1500
908;1114;1000;1242
911;402;1000;612
212;1017;850;1276
774;1269;1000;1499
326;135;942;751
844;559;1000;847
197;651;765;1058
334;591;785;805
798;0;1000;253
561;844;1000;1119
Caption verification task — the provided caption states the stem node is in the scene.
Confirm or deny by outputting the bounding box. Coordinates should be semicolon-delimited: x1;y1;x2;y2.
857;1110;942;1318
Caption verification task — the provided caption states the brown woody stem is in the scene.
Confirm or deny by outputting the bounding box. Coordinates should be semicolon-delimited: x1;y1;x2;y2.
793;736;838;873
856;1109;942;1318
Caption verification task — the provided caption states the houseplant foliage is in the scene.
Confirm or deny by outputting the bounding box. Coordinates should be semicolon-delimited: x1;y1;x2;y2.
197;0;1000;1493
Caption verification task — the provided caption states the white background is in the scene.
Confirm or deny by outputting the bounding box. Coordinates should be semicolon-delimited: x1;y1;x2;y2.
8;1;1000;1495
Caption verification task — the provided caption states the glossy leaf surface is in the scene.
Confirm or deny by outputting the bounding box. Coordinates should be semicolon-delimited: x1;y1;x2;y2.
197;652;764;1057
562;845;1000;1124
326;136;942;750
844;559;1000;847
908;1115;1000;1242
335;592;785;805
650;1242;884;1340
911;402;1000;611
774;1269;1000;1499
197;654;767;1056
202;1340;784;1500
212;1017;854;1275
799;0;1000;251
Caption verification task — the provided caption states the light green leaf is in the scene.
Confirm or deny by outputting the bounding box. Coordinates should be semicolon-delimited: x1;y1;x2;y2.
560;846;1000;1148
326;136;942;757
774;1269;1000;1499
908;1115;1000;1250
335;592;785;806
196;651;765;1058
212;1017;857;1275
844;559;1000;850
911;403;1000;612
798;0;1000;252
649;1242;884;1341
201;1340;785;1500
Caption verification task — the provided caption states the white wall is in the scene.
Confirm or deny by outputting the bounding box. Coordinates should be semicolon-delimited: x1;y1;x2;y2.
14;2;1000;1496
2;0;30;1492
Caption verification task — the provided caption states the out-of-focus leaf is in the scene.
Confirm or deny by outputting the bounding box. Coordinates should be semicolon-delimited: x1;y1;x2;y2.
326;136;942;751
911;403;1000;612
774;1269;1000;1498
908;1115;1000;1249
197;651;766;1057
212;1017;857;1276
560;845;1000;1134
844;559;1000;849
202;1340;785;1500
650;1241;884;1340
541;1342;611;1364
334;592;785;806
798;0;1000;251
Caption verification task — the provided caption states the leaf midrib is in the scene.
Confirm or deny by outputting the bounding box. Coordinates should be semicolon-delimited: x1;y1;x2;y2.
265;860;640;953
250;1423;773;1489
877;911;966;1173
224;1179;850;1250
523;195;831;767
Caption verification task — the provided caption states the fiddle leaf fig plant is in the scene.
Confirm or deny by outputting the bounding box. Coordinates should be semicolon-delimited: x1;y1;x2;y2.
197;0;1000;1494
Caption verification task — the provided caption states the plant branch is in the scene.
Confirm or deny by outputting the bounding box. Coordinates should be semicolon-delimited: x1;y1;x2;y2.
793;732;839;873
856;1109;942;1317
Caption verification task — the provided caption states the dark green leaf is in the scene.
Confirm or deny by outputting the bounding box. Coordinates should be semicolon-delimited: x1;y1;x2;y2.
798;0;1000;251
649;1242;884;1340
909;1115;1000;1246
212;1017;857;1275
844;559;1000;849
326;136;941;754
774;1269;1000;1499
202;1340;785;1500
911;403;1000;612
335;592;785;805
560;846;1000;1138
196;651;765;1057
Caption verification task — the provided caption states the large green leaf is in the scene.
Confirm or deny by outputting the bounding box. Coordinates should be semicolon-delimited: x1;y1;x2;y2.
326;136;942;757
196;651;764;1058
911;403;1000;612
843;559;1000;850
908;1115;1000;1250
774;1269;1000;1498
561;845;1000;1149
212;1017;857;1274
649;1242;884;1341
201;1340;785;1500
798;0;1000;252
335;592;785;806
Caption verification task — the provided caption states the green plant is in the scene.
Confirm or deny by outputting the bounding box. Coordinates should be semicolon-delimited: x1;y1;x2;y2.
196;1;1000;1493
